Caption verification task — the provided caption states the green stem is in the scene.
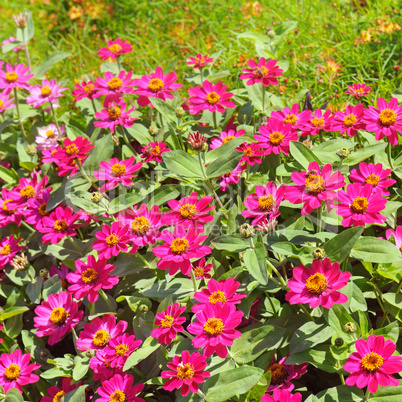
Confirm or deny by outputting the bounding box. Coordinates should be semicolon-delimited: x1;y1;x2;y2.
21;220;35;233
197;389;207;400
355;130;363;147
299;304;315;321
268;275;283;287
248;237;254;249
67;236;82;254
387;141;394;170
119;126;137;156
264;291;277;316
199;67;204;85
316;204;323;233
75;158;104;195
91;99;97;114
182;329;194;340
190;268;198;293
22;28;31;71
267;260;287;289
342;255;349;272
213;111;218;129
50;102;62;138
319;131;324;144
116;57;122;71
99;289;115;312
262;84;265;111
364;387;370;401
374;286;391;325
339;372;345;385
136;252;150;268
396;280;402;294
246;164;250;181
13;88;26;137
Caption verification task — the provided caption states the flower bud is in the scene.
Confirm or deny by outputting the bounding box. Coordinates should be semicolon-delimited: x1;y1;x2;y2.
40;268;49;279
302;139;314;150
334;337;344;347
267;30;276;38
85;349;96;358
312;248;326;261
12;253;29;272
344;322;357;334
13;12;28;28
148;125;158;136
175;106;185;118
239;223;255;239
40;349;49;359
337;147;350;158
91;192;103;204
256;218;277;234
139;304;148;313
112;135;120;146
188;131;207;151
26;144;37;156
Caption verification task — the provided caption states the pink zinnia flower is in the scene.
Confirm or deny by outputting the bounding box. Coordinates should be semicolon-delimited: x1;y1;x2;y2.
97;374;144;402
98;38;133;60
0;188;22;228
35;123;65;150
162;350;210;396
72;80;97;101
255;119;298;155
49;263;69;289
345;83;372;99
270;104;311;132
93;221;131;259
89;353;123;381
41;378;81;402
94;99;136;133
66;255;118;303
285;258;351;309
0;63;33;92
262;389;302;402
103;333;142;368
210;128;246;150
26;78;67;108
331;104;365;137
192;278;246;313
286;161;346;215
162;192;215;230
0;91;15;113
141;141;170;163
151;302;186;345
266;356;308;392
188;302;243;358
133;66;182;107
119;204;163;247
94;156;142;192
153;226;212;276
386;226;402;253
190;258;213;280
0;235;24;269
344;334;402;393
188;80;235;114
240;57;283;86
238;142;265;165
242;182;285;225
349;162;395;196
93;71;135;98
187;53;214;69
218;162;246;191
299;109;334;137
39;206;82;244
0;349;40;394
77;314;127;351
7;173;48;209
33;291;83;345
363;97;402;145
25;188;52;229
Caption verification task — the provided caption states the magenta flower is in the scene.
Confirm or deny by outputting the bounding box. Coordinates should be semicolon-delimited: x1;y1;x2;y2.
210;128;246;150
0;91;15;113
94;156;142;192
0;63;33;92
0;188;22;228
25;188;52;229
344;335;402;393
285;258;351;309
349;162;395;196
7;173;48;209
151;302;186;345
331;104;365;137
219;162;246;191
192;278;246;313
49;263;69;289
286;161;346;215
345;83;372;99
363;97;402;145
141;141;170;163
262;390;302;402
0;349;40;394
103;333;142;368
35;123;65;150
386;226;402;253
333;183;386;227
94;99;136;133
98;38;133;60
162;192;215;230
89;353;123;382
41;378;81;402
0;235;24;270
190;258;213;280
66;255;118;303
187;53;214;69
188;80;235;114
77;314;127;351
133;66;182;107
255;119;298;155
240;57;283;86
97;374;144;402
242;182;285;225
72;80;98;101
188;302;243;358
238;142;265;166
299;108;334;137
33;291;83;345
93;221;131;259
93;70;135;98
271;104;312;132
39;206;82;244
162;350;210;397
26;78;67;108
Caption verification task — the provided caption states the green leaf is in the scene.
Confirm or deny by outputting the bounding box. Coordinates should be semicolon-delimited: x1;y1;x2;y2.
206;136;249;165
123;337;160;371
206;150;242;179
289;140;321;169
211;235;249;252
4;388;24;402
150;97;177;126
72;357;90;381
243;243;268;285
342;142;387;166
323;226;363;263
324;304;359;344
82;134;113;176
26;276;43;304
142;278;193;300
315;385;365;401
162;150;203;179
0;166;19;184
351;237;402;264
0;306;29;321
108;192;144;214
369;380;402;401
371;321;399;343
63;385;88;402
33;52;72;78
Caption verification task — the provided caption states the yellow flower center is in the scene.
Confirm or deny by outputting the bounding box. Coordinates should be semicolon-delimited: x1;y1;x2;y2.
5;71;18;83
108;77;123;90
50;307;68;325
53;219;68;232
148;78;164;93
53;390;66;402
131;216;150;235
194;266;205;277
170;238;189;255
222;135;235;145
65;143;79;156
46;130;56;138
106;233;120;246
115;343;129;356
0;245;11;255
161;314;174;328
258;194;275;211
284;114;298;125
108;106;121;120
361;352;383;372
305;174;325;195
252;65;268;78
41;86;52;97
311;117;324;127
208;291;227;304
179;203;197;219
365;173;380;186
84;83;95;94
38;202;50;216
350;196;368;214
108;44;122;54
206;91;220;104
93;329;110;347
177;363;195;380
111;163;126;177
243;146;255;157
268;363;288;385
269;131;284;145
4;364;21;381
343;114;357;127
20;185;36;200
109;390;126;402
81;268;98;284
379;109;397;127
0;100;4;109
354;88;365;95
150;145;161;155
2;199;15;215
306;272;328;295
203;317;224;335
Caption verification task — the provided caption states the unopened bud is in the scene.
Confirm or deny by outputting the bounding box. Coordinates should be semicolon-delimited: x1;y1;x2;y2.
11;253;29;272
91;192;103;204
139;304;148;313
188;131;207;151
334;337;344;347
85;349;96;358
337;147;350;158
312;248;326;261
13;12;28;28
239;223;255;239
302;139;314;150
26;144;37;156
112;135;120;146
175;106;185;118
256;218;277;234
40;268;49;279
344;322;357;334
267;30;276;38
148;125;158;136
40;349;49;359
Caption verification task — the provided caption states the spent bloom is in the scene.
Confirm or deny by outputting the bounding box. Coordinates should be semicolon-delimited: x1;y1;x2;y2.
94;99;136;133
26;78;67;108
141;141;170;163
187;53;214;69
93;221;131;259
35;123;65;150
331;104;366;137
97;374;144;402
0;63;33;92
345;83;372;99
240;57;283;86
98;38;133;60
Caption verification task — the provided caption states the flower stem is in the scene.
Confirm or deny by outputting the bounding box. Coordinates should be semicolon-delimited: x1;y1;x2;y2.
182;329;194;340
99;289;115;312
262;84;265;111
267;260;287;289
364;387;370;401
213;111;218;129
119;126;137;155
199;67;204;85
373;286;391;325
387;141;394;170
319;131;324;144
91;99;97;114
197;389;207;400
21;220;35;233
355;130;363;146
116;57;122;71
190;268;198;293
248;237;254;249
67;236;82;254
22;28;31;72
339;372;345;385
316;204;323;233
13;88;26;137
136;252;150;268
49;102;62;137
299;304;315;321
